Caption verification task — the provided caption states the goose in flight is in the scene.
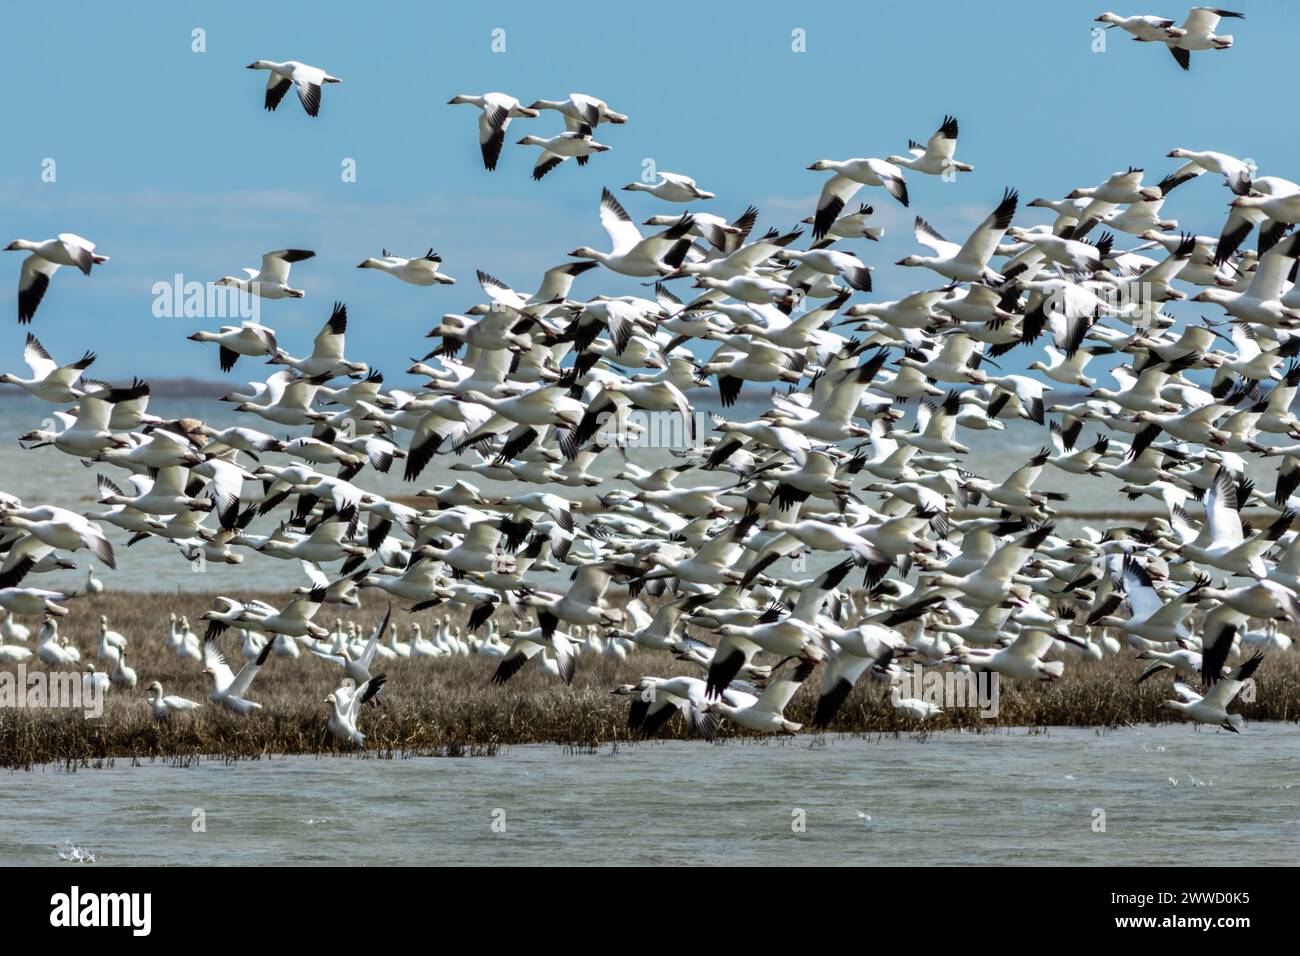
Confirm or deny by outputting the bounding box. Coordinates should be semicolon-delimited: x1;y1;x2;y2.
216;249;315;299
569;189;696;277
447;93;540;171
887;115;973;176
326;673;388;747
517;125;610;180
623;171;714;202
357;249;455;285
1165;8;1243;70
1163;646;1261;732
0;334;98;402
269;302;369;378
247;60;341;117
896;188;1019;283
528;93;628;133
807;157;909;238
6;234;108;323
1094;12;1183;41
187;321;279;372
704;658;816;734
202;635;273;714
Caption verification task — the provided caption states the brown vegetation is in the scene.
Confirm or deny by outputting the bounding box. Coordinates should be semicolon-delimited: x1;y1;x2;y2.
0;591;1296;769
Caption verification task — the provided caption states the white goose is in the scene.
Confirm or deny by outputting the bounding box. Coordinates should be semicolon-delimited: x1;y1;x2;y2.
447;92;539;171
807;158;909;238
0;334;98;402
5;234;108;323
623;171;714;202
357;249;455;286
326;674;388;747
246;60;341;116
145;681;202;720
216;249;315;300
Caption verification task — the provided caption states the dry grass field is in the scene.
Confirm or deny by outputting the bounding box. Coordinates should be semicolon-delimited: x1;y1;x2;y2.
0;591;1296;769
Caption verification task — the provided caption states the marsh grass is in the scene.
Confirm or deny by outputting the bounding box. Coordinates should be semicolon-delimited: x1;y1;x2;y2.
0;590;1296;769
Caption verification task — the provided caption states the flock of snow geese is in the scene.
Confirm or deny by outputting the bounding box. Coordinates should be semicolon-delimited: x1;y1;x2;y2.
2;8;1296;748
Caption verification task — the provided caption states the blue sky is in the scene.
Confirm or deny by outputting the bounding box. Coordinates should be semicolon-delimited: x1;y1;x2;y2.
1;0;1296;381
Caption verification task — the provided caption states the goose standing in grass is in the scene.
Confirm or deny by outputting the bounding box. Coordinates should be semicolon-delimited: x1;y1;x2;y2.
247;60;341;116
145;681;202;720
215;249;315;300
5;234;108;323
110;649;137;689
357;249;455;286
447;93;540;171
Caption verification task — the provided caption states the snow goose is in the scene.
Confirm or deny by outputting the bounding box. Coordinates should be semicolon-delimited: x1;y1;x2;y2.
0;608;30;643
490;627;576;685
187;322;279;372
704;658;815;734
623;171;714;202
216;249;315;299
145;681;202;720
517;125;610;180
202;635;273;714
777;244;873;292
569;189;696;277
1163;647;1261;732
0;506;115;569
326;673;388;747
528;93;628;136
0;334;97;402
611;676;729;740
247;60;341;116
808;158;909;238
886;115;972;175
1165;148;1253;193
1192;232;1300;327
268;302;368;378
896;188;1019;283
309;606;391;687
1165;7;1243;69
1094;12;1182;41
447;93;539;171
5;234;108;323
357;249;455;286
110;649;137;689
954;628;1074;681
890;677;942;719
35;618;77;663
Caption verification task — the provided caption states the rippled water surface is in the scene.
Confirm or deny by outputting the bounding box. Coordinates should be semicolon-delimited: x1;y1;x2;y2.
3;724;1296;866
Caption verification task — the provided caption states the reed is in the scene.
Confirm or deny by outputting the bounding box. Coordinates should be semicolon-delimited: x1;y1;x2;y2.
0;591;1295;769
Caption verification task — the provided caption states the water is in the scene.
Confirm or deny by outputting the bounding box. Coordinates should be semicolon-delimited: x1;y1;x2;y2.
3;724;1296;866
0;392;1215;594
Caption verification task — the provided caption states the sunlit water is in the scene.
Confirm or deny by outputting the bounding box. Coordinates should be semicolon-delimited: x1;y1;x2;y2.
3;724;1296;866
